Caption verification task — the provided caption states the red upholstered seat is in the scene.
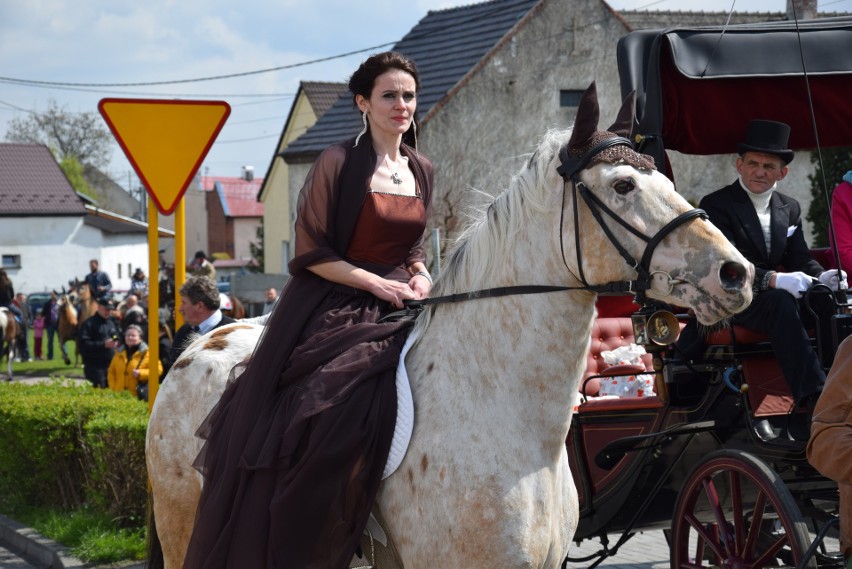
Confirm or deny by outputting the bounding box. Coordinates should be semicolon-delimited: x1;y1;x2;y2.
584;317;653;397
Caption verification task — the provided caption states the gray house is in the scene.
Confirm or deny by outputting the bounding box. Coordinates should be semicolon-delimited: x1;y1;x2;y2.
280;0;844;268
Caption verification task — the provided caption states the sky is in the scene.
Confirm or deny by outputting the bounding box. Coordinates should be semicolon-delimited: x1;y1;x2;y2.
1;0;849;195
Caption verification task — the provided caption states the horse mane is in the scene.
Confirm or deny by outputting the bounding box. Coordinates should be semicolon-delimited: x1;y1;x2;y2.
438;129;568;293
411;129;569;338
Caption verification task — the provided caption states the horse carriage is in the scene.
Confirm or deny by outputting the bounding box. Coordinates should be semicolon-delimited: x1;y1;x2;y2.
564;16;852;568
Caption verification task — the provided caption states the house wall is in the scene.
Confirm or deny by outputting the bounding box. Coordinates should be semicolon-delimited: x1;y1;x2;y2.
419;0;627;244
0;216;150;293
207;188;229;257
233;217;261;261
184;183;210;261
263;92;319;272
288;162;314;262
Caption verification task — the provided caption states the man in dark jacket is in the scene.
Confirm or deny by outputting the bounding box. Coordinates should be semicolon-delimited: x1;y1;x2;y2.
699;120;846;436
84;259;112;299
78;296;121;388
165;276;235;376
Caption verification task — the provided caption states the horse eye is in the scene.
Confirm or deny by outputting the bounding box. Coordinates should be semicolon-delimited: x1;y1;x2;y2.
614;178;635;195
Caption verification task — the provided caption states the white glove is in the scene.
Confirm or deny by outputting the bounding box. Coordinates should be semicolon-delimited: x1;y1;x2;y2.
818;269;848;290
774;271;815;299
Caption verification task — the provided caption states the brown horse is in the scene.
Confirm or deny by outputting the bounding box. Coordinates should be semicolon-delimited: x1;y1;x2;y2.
56;290;81;366
0;307;18;380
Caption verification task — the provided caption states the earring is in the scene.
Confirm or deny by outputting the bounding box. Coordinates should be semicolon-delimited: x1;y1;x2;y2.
354;111;368;147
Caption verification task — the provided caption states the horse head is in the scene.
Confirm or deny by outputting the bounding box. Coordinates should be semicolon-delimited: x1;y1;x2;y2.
556;82;753;325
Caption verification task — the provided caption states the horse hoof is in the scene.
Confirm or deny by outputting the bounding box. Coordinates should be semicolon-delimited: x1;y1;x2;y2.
64;358;70;365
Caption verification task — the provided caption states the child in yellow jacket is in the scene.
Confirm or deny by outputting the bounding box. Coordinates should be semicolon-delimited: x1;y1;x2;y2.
107;324;162;399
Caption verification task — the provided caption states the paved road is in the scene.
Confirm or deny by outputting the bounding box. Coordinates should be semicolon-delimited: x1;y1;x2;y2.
0;545;38;569
565;531;669;568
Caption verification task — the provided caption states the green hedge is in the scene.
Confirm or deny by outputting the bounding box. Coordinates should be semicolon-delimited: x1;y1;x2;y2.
0;381;148;526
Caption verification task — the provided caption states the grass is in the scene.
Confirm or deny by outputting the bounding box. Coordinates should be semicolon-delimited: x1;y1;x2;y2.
3;327;85;380
10;505;146;564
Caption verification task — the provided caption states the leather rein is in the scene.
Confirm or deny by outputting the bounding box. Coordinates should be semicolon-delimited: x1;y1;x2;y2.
391;137;708;320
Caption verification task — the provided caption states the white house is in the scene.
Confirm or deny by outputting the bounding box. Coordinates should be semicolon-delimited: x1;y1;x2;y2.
0;143;173;294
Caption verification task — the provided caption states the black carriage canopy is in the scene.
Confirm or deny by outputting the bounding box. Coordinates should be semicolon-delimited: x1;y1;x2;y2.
617;16;852;176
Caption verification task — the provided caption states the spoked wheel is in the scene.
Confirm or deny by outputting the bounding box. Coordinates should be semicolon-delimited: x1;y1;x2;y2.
671;449;815;568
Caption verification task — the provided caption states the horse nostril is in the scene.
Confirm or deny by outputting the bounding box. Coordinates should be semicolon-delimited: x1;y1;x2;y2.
720;261;746;289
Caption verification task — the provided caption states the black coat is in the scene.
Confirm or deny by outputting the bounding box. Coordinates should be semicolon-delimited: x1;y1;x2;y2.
699;181;823;287
78;314;121;367
164;314;236;376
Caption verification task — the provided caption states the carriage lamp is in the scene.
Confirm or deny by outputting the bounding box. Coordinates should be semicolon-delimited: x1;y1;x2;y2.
631;306;680;347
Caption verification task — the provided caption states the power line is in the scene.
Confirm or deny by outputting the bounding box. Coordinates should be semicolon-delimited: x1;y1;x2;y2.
0;43;394;88
0;79;295;98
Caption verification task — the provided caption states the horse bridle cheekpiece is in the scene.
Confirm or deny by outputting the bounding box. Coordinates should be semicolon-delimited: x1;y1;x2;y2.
556;135;708;305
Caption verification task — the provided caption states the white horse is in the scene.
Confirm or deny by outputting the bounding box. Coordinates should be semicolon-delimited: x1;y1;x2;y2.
147;83;754;568
0;307;17;380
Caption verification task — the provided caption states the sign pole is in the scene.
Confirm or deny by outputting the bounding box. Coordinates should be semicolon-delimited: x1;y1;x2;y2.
174;200;186;331
147;199;160;412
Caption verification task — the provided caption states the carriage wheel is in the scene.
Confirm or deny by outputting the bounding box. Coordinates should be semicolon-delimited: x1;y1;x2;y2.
670;449;815;568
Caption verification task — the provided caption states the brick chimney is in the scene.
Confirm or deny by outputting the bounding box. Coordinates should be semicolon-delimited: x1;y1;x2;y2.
787;0;817;20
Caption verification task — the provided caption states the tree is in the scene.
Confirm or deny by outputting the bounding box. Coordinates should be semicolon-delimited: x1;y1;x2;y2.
4;99;112;169
248;222;264;274
806;146;852;247
59;155;98;201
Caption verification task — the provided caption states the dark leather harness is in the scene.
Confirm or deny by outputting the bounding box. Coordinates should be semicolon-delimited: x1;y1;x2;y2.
389;137;708;321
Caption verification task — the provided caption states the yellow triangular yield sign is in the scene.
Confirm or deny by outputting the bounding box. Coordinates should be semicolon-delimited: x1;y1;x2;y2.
98;98;231;215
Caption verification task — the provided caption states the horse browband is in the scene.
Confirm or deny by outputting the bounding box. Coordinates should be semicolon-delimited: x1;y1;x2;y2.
385;137;707;319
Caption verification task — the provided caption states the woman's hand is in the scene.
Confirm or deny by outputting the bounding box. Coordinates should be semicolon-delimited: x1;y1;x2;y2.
371;278;416;309
409;274;432;299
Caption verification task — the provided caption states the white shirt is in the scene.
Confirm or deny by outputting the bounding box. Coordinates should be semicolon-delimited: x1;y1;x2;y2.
739;177;775;254
196;310;223;335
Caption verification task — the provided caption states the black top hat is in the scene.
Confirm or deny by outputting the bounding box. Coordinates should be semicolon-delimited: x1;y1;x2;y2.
737;119;794;164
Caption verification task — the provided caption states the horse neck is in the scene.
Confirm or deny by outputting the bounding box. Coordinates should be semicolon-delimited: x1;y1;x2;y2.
411;201;598;443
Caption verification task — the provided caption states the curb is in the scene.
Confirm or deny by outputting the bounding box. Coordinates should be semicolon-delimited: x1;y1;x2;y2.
0;513;87;568
0;514;145;569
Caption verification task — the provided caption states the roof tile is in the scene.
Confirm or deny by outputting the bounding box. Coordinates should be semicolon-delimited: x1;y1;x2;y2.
302;81;349;118
204;176;265;217
0;143;86;216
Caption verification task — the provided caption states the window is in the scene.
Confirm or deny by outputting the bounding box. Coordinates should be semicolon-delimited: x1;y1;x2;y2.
117;264;122;279
560;90;584;108
1;254;21;269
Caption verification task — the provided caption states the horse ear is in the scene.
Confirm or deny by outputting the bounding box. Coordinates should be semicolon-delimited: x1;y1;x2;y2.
567;82;600;152
607;90;637;139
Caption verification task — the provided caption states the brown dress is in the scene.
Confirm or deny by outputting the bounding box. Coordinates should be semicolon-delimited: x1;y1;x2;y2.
183;134;432;569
